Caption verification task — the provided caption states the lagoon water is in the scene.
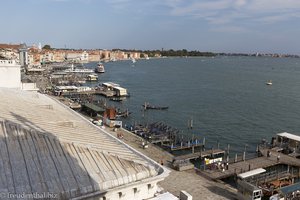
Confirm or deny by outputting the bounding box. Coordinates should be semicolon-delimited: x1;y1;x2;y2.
86;56;300;154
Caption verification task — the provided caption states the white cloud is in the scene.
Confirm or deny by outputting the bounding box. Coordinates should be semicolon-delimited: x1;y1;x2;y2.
235;0;246;7
91;0;300;26
161;0;300;25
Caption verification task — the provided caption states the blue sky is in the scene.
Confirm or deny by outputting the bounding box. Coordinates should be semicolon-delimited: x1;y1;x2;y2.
1;0;300;54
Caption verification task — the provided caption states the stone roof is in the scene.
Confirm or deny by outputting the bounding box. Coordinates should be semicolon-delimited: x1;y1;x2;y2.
0;88;164;199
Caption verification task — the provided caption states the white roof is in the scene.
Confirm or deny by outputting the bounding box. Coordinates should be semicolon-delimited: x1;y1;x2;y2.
102;82;120;87
0;88;167;199
238;168;266;179
277;132;300;142
114;86;127;91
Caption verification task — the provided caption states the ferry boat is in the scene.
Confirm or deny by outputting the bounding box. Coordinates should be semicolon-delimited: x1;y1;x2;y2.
95;62;105;73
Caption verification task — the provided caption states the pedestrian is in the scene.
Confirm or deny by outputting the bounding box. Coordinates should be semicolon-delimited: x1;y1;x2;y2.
277;155;280;162
160;160;164;166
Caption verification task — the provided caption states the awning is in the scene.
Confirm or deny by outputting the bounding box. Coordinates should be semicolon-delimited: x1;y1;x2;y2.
279;182;300;195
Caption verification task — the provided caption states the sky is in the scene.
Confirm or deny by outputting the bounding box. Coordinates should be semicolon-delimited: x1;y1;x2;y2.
1;0;300;54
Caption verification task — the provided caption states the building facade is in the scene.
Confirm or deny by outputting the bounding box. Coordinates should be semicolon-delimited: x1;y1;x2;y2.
0;59;21;88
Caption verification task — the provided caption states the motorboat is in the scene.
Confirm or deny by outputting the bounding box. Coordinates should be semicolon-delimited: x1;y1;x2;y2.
86;74;98;81
95;62;105;73
266;80;272;85
131;57;136;63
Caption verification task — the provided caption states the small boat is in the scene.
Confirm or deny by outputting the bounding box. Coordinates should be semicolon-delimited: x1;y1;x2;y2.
131;57;136;63
266;80;272;85
142;102;169;110
95;62;105;73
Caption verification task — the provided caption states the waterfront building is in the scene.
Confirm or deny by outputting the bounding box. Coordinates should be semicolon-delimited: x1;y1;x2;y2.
65;50;89;63
41;51;55;63
0;44;21;61
0;59;21;88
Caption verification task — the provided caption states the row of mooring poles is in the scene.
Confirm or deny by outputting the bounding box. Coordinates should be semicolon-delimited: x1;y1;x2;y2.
183;115;253;162
225;143;249;163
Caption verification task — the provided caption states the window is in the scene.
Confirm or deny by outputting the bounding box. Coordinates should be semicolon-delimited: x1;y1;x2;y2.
134;188;138;194
253;191;261;199
118;192;124;198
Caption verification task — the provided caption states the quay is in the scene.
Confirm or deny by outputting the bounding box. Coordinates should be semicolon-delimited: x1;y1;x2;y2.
198;146;300;180
107;127;237;199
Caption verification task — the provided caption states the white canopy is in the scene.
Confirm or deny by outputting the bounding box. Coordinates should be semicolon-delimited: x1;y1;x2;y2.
238;168;266;179
277;132;300;142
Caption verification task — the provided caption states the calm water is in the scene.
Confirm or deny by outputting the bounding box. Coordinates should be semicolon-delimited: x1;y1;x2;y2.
86;56;300;154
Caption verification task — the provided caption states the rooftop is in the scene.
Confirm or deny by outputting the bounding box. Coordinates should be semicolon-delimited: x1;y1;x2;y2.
0;88;166;199
277;132;300;142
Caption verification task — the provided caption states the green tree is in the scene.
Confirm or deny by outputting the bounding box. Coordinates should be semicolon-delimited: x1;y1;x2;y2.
42;44;51;50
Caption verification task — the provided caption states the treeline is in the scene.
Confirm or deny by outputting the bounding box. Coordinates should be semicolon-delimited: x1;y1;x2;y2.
159;49;216;57
112;48;216;57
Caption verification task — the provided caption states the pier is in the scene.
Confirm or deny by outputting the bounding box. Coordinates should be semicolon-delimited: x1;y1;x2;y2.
198;146;300;180
175;149;225;161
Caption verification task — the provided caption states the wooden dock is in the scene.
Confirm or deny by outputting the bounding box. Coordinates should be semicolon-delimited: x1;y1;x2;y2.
175;149;225;160
199;147;300;180
169;143;204;151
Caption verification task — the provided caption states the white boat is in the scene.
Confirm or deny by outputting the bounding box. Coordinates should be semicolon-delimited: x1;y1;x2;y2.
86;74;98;81
266;80;272;85
131;57;136;63
95;62;105;73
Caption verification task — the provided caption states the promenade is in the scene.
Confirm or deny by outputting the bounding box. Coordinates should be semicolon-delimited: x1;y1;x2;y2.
106;127;237;200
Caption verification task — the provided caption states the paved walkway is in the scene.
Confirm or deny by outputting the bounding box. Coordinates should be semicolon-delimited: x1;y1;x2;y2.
107;128;237;200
